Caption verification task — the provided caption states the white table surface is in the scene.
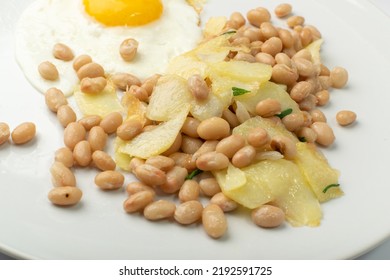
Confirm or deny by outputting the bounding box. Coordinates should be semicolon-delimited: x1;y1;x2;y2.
1;0;389;260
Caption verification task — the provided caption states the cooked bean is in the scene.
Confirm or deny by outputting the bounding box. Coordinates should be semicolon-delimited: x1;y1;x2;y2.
255;98;281;117
73;54;92;71
275;53;292;67
180;136;203;155
80;77;107;94
234;52;256;63
110;72;142;91
298;94;317;112
126;181;155;196
315;89;330;106
73;140;92;167
255;52;275;66
282;112;304;132
128;85;149;102
188;74;209;100
199;177;221;197
78;115;102;131
278;28;294;49
243;28;262;42
300;28;313;47
64;122;86;150
91;150;116;171
160;166;188;194
246;7;271;27
287;15;305;28
161;132;182;156
330;66;348;88
210;192;238;212
290;81;313;102
145;155;175;172
119;38;138;62
48;186;82;206
125;157;144;173
293;49;312;61
197;117;230;140
116;119;143;141
296;127;317;143
45;87;68;113
141;74;161;96
202;204;227;238
293;57;315;77
230;12;246;28
261;37;283;57
247;127;269;148
216;134;245;158
270;135;297;159
76;62;105;80
192;140;219;162
336;110;357;126
134;164;167;186
196;151;229;171
232;145;256;168
11;122;36;145
169;152;197;172
174;200;203;225
310;109;327;123
260;22;278;39
256;150;284;161
305;25;322;40
50;162;76;187
52;43;74;61
123;191;155;213
57;105;77;127
235;101;251;124
310;122;335;146
95;170;124;190
181;117;200;138
292;30;303;51
54;147;74;170
222;109;240;128
144;200;176;221
38;61;59;81
318;76;331;91
178;180;200;202
275;3;292;18
100;112;123;134
88;125;107;151
251;205;285;228
0;122;10;145
271;64;298;85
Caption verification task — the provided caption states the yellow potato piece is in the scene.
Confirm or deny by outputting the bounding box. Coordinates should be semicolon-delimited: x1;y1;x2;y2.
114;138;132;171
203;16;228;38
294;142;342;202
305;39;323;65
166;54;208;80
121;92;148;124
147;75;192;121
119;108;189;159
234;81;300;115
74;81;123;117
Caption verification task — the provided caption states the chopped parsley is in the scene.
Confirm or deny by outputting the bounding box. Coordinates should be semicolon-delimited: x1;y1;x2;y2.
185;169;203;180
322;183;340;193
232;87;250;96
221;30;237;35
275;108;293;119
298;136;307;142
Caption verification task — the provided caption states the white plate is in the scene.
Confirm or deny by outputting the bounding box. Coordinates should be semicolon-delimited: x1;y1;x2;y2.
1;0;390;260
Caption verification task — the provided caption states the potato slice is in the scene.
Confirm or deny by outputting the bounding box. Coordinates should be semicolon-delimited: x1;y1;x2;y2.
114;138;132;171
203;16;228;38
73;81;124;117
294;142;342;202
147;75;192;121
234;81;300;115
119;108;189;159
305;39;323;65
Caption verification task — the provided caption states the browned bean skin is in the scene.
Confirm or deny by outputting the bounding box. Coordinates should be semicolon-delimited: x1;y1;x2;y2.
48;186;82;206
0;122;10;145
88;126;107;152
11;122;36;145
95;170;124;190
174;200;203;225
270;135;297;159
64;122;86;150
45;88;68;113
123;191;155;213
202;204;227;239
143;200;176;221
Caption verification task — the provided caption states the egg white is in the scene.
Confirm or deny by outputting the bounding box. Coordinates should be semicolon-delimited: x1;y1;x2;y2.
15;0;202;96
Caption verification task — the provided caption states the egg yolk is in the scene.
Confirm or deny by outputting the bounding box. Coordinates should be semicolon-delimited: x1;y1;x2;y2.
83;0;163;27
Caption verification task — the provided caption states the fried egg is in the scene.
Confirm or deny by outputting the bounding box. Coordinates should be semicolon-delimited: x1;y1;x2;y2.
15;0;202;96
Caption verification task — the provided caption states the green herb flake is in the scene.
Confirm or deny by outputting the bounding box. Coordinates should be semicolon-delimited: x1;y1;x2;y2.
275;108;293;119
322;183;340;193
185;169;203;180
232;87;250;96
221;30;237;35
298;136;307;142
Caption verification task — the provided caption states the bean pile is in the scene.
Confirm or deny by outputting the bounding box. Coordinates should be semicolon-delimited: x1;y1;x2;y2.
41;3;358;239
